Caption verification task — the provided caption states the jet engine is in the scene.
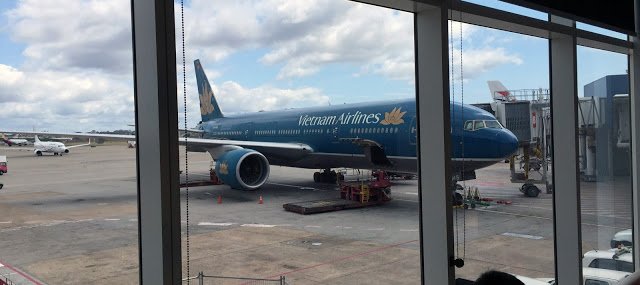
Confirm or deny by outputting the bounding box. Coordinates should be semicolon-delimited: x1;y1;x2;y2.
215;149;270;190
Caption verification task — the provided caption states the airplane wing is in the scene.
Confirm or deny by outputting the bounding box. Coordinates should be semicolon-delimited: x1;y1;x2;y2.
184;138;313;161
0;131;135;140
66;142;92;149
1;130;313;161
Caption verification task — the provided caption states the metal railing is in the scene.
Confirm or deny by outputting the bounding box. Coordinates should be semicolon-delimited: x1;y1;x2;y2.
0;275;15;285
183;272;286;285
493;88;550;102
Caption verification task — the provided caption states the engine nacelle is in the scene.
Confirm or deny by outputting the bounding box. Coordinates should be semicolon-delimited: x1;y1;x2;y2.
215;149;270;190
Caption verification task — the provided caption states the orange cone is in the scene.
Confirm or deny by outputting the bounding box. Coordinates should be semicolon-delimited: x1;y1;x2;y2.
217;196;222;204
258;196;264;204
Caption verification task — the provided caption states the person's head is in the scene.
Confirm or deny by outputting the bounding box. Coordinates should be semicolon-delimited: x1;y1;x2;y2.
475;270;524;285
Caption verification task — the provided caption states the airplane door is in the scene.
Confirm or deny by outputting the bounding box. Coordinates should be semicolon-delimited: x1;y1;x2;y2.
244;122;254;140
410;117;417;145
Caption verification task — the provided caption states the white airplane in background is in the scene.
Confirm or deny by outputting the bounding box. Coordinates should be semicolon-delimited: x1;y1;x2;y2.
1;134;30;146
31;135;91;156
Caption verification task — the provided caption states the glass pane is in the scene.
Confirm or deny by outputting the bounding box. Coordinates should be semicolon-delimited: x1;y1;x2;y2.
452;23;555;283
0;1;138;284
576;22;627;40
462;0;548;21
179;1;420;284
577;46;634;283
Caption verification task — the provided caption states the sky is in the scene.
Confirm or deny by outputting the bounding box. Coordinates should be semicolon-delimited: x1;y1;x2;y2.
0;0;629;132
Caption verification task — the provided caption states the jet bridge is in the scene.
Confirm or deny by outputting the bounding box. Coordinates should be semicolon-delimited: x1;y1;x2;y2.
490;75;631;186
577;94;631;181
491;88;552;197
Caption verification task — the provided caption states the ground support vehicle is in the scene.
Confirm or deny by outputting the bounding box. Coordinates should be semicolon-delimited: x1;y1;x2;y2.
283;170;392;215
509;143;553;197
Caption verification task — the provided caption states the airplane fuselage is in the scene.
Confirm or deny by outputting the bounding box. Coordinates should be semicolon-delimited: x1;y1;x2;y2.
195;99;518;176
34;141;68;156
9;139;28;146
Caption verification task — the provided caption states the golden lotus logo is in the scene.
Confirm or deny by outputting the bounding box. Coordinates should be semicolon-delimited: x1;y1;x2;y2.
218;162;229;175
380;107;406;125
200;83;215;116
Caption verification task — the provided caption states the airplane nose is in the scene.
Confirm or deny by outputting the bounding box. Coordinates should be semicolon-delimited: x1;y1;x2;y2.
496;130;519;158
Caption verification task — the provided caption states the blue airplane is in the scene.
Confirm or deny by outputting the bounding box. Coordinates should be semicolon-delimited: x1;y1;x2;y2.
187;60;518;190
0;60;519;191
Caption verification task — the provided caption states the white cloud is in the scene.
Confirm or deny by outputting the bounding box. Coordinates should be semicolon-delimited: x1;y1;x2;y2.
7;0;132;73
185;1;521;83
215;81;329;113
0;64;134;131
258;3;414;80
177;76;330;126
175;62;330;126
451;47;523;80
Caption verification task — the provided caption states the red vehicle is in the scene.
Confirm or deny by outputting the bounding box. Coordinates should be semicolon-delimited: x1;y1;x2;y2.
0;156;6;175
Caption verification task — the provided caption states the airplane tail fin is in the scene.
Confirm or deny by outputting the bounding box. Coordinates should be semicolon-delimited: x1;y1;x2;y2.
1;134;12;146
34;135;41;143
487;80;512;101
194;59;223;122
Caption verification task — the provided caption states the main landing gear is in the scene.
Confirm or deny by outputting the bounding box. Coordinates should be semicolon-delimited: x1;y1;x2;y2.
313;169;344;184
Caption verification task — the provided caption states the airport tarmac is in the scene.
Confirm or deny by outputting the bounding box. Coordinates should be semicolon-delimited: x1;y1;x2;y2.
0;144;632;284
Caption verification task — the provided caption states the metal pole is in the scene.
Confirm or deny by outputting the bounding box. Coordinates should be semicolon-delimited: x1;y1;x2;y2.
130;0;181;284
198;272;203;285
415;1;455;284
549;15;582;284
629;0;640;271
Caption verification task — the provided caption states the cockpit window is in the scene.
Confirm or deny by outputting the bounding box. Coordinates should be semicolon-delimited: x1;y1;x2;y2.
465;120;502;131
464;121;474;131
484;120;503;129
